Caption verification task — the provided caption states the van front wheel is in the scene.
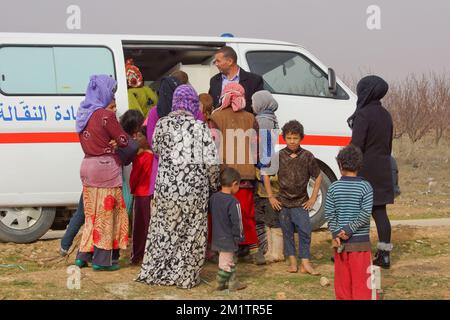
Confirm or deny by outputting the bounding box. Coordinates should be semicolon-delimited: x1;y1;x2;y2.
0;207;56;243
307;171;333;230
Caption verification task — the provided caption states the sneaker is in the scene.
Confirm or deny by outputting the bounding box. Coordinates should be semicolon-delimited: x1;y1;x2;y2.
60;247;69;257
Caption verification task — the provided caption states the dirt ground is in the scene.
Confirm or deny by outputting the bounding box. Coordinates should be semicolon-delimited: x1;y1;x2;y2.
1;224;449;300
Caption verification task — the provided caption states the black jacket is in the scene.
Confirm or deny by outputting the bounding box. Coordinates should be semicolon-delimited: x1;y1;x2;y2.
351;102;394;206
209;192;244;252
208;68;264;114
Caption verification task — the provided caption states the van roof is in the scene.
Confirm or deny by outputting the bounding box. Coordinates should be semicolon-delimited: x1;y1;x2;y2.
0;32;300;47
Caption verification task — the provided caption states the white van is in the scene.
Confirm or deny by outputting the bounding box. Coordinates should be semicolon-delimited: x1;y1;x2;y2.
0;32;355;243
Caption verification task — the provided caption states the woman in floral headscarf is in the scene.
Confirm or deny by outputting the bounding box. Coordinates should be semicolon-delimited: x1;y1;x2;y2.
137;85;219;289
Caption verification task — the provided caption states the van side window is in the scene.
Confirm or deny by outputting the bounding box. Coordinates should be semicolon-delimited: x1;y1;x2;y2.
246;51;348;99
0;47;56;94
0;46;115;95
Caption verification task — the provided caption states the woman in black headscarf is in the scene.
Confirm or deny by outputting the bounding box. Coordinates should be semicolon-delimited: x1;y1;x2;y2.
348;75;394;269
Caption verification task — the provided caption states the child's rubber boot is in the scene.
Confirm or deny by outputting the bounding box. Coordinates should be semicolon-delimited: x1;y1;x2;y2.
228;267;247;291
215;268;232;291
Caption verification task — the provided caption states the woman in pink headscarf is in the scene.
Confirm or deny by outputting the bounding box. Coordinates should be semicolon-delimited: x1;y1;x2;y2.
211;83;264;264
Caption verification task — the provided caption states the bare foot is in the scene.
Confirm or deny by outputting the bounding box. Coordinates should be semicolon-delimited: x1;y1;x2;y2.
300;260;320;276
287;256;298;273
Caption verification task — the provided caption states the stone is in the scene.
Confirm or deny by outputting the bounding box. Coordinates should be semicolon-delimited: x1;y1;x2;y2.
320;277;330;287
276;292;286;300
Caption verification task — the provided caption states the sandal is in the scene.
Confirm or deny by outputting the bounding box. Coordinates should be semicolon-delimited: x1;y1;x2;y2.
74;259;88;268
92;264;120;272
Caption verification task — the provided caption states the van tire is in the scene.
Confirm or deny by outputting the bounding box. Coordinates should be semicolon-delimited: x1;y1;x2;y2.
0;207;56;243
309;171;333;230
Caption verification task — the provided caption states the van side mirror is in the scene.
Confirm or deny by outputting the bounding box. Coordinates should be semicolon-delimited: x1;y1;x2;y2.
328;68;337;95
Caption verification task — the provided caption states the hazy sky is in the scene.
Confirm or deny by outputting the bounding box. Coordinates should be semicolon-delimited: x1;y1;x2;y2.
1;0;449;82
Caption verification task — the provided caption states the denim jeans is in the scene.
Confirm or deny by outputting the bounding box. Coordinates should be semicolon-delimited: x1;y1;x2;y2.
60;194;85;251
279;207;312;259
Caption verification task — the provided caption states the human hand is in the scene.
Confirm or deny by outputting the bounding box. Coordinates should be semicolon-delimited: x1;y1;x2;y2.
337;230;349;240
269;196;282;211
109;139;118;150
302;196;317;211
332;237;341;248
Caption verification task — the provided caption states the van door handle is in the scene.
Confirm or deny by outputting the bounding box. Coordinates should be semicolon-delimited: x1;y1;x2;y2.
1;74;5;81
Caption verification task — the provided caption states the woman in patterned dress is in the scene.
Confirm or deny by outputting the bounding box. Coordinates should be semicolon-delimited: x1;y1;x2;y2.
137;85;219;289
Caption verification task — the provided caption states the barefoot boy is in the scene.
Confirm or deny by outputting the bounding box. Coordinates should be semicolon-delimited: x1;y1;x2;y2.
264;120;321;275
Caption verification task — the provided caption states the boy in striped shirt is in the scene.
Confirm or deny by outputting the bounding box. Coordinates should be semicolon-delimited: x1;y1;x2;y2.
325;145;375;300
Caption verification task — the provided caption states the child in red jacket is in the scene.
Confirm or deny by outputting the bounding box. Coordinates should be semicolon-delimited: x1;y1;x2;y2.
129;123;154;265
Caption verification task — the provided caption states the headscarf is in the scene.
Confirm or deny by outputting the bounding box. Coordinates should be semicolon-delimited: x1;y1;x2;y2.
171;84;203;120
347;75;389;128
125;58;143;88
251;90;279;129
213;82;246;113
157;76;181;118
76;74;117;133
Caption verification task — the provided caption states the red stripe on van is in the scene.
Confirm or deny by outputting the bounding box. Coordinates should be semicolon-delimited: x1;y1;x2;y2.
278;135;351;146
0;132;351;146
0;132;79;144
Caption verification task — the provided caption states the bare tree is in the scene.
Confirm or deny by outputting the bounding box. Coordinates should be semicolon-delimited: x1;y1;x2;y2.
401;74;434;144
342;72;450;146
430;72;450;145
384;82;405;139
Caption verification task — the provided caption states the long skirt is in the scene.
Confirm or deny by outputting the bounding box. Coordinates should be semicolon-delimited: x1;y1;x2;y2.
76;186;129;266
136;197;208;289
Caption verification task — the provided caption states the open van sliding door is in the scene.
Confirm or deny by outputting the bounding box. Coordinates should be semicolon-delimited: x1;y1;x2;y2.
121;40;226;95
236;43;356;229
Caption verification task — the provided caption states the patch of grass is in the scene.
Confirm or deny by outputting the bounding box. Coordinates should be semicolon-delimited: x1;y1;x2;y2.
391;238;450;261
383;274;450;300
389;211;450;220
11;280;34;287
